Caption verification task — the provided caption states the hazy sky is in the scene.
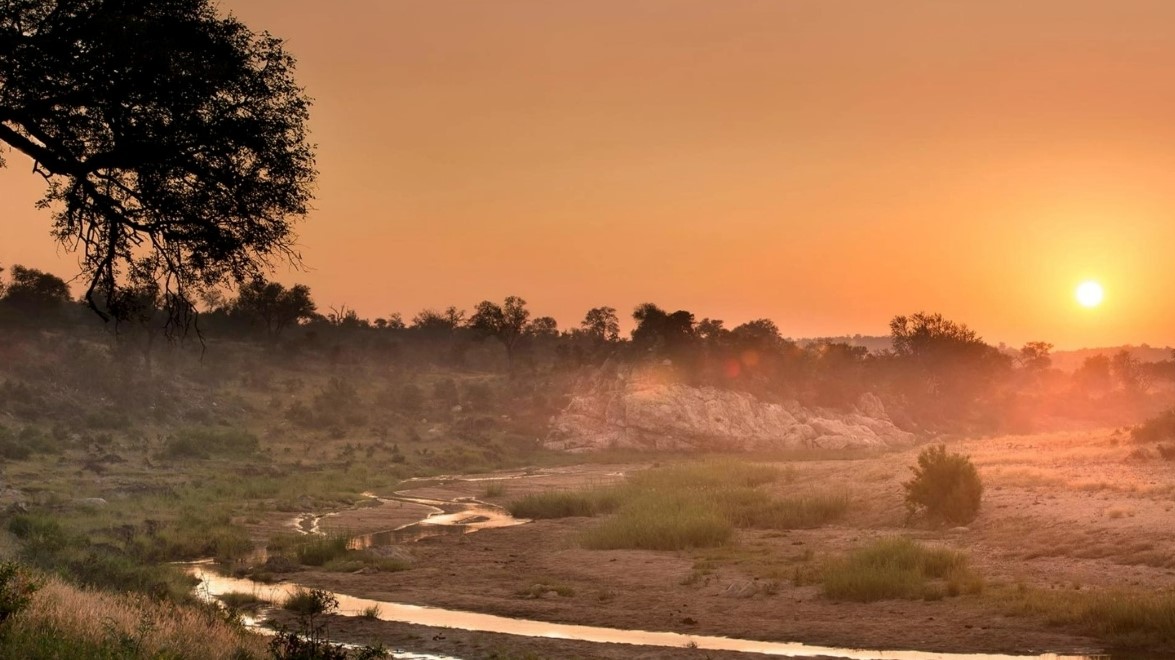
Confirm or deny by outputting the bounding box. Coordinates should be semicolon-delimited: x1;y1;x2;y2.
5;0;1175;348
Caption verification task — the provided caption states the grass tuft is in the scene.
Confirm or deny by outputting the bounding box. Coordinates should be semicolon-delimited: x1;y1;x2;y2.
822;537;981;602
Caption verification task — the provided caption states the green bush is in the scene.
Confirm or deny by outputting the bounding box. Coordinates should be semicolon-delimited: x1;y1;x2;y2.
0;427;31;460
161;427;259;459
903;444;983;525
0;426;61;459
282;587;337;616
0;562;39;624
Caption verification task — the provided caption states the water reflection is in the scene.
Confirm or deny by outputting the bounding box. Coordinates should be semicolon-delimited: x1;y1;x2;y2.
348;494;526;550
190;567;1102;660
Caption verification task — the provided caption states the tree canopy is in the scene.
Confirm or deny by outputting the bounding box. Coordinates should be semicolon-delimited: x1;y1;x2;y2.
0;0;316;322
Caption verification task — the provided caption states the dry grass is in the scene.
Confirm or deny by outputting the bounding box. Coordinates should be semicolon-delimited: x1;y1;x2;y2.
6;575;267;659
1002;584;1175;648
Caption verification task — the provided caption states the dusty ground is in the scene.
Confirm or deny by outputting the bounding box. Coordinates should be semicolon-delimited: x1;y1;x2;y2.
246;430;1175;659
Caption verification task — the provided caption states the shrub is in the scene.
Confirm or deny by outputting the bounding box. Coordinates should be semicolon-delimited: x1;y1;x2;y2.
1132;409;1175;444
217;591;267;610
82;408;132;431
272;587;386;659
432;379;459;409
903;444;983;525
0;427;31;460
282;587;337;617
0;562;39;624
0;425;61;459
398;384;424;413
161;427;260;459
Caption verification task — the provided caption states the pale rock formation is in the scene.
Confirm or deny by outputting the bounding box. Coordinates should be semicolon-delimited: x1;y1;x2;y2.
547;366;915;452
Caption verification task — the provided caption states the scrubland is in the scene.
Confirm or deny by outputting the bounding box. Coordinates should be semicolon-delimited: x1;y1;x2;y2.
1;322;1175;658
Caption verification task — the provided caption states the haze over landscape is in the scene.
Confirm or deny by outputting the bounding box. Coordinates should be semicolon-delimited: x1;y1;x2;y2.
6;0;1175;347
8;2;1175;660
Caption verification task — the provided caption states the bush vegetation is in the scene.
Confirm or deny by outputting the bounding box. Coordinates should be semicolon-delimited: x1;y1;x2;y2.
902;444;983;525
162;427;260;459
1132;409;1175;444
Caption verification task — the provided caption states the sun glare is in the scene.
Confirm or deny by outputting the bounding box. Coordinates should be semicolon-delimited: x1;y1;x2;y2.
1075;280;1104;308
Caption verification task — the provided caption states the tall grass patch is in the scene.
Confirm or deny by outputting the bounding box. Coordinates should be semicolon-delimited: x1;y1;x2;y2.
507;489;622;519
1004;586;1175;647
714;489;849;530
627;460;785;490
4;574;267;659
823;537;982;602
267;532;350;567
568;460;844;550
580;490;733;550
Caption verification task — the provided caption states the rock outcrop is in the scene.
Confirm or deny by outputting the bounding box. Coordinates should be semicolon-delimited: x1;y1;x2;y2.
547;365;915;452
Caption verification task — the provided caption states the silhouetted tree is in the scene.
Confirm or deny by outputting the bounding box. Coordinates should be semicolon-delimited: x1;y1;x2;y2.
729;319;784;353
1;265;71;318
0;0;316;320
1019;341;1053;371
580;306;620;342
325;304;367;329
469;296;531;365
695;318;727;344
1111;350;1147;394
104;270;167;371
1076;354;1113;395
631;303;695;354
891;313;983;360
232;279;316;339
528;316;559;338
888;312;1011;426
411;307;464;336
808;341;870;407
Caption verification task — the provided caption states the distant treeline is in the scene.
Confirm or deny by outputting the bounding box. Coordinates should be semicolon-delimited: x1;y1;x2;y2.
1;264;1172;434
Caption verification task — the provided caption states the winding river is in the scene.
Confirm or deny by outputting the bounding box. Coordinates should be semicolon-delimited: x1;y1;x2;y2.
190;476;1106;660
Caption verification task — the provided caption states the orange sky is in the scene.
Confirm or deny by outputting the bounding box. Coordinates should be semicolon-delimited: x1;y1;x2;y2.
4;0;1175;348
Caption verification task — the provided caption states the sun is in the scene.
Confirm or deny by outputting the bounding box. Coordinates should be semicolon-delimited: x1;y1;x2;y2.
1075;280;1104;308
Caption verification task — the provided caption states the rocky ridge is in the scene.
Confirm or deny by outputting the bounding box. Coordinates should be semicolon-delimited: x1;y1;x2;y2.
547;365;916;452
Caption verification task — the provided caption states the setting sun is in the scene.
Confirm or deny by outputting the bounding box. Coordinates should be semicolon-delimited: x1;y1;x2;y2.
1076;281;1105;308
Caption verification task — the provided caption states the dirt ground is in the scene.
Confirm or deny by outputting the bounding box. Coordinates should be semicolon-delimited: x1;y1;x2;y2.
249;429;1175;659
